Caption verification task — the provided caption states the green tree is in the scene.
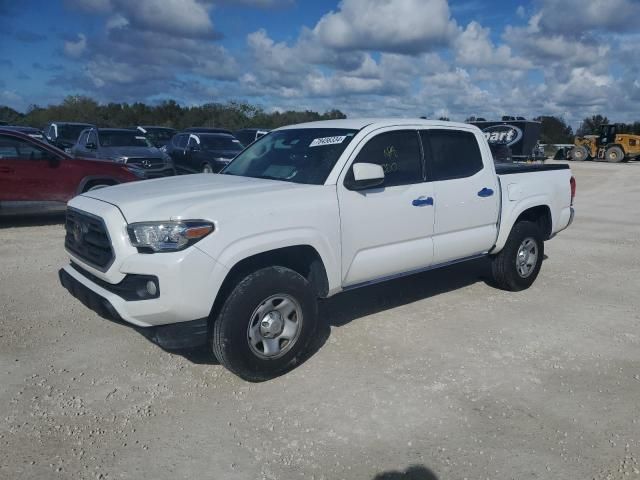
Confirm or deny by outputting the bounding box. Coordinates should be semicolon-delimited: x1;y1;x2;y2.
2;96;347;131
576;114;610;136
534;116;574;144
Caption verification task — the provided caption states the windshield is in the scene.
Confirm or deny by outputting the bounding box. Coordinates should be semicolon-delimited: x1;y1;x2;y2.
222;128;358;185
200;136;244;151
100;131;153;148
58;125;90;142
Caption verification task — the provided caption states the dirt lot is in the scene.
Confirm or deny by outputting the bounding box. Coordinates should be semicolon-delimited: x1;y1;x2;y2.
1;161;639;480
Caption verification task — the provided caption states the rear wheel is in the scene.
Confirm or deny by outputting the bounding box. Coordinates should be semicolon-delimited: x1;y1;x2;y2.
202;162;214;173
490;221;544;291
605;146;625;163
212;266;318;382
570;145;589;161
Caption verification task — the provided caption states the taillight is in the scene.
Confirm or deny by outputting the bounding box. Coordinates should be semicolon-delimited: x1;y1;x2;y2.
570;176;576;205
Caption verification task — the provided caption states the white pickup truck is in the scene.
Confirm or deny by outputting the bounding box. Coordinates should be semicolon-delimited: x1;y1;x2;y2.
59;119;575;381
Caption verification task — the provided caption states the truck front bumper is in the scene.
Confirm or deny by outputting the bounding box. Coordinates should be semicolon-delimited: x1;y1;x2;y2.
59;267;209;350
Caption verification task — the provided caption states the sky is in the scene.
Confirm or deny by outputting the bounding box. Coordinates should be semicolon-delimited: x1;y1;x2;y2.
1;0;639;127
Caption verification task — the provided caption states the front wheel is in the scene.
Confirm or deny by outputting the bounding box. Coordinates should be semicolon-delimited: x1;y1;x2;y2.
212;266;318;381
490;221;544;291
605;146;625;163
569;146;589;161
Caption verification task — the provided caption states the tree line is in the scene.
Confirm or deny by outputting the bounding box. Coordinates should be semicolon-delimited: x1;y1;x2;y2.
1;96;639;143
0;96;346;131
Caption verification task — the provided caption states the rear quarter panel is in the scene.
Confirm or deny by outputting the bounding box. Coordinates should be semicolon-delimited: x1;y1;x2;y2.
493;168;572;253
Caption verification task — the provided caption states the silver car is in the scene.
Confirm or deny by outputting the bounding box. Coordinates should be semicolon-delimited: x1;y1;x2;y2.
71;128;176;179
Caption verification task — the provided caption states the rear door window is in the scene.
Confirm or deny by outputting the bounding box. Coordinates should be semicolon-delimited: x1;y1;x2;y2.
421;130;483;181
348;130;423;187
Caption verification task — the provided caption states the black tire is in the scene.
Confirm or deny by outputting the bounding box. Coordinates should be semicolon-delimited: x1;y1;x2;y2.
570;145;589;161
212;266;318;381
605;146;625;163
490;221;544;292
202;162;213;173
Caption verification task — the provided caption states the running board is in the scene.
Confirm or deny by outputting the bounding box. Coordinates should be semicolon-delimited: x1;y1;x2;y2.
341;253;488;292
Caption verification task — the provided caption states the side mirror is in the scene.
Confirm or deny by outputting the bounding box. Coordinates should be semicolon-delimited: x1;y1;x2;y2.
349;162;385;190
85;142;97;150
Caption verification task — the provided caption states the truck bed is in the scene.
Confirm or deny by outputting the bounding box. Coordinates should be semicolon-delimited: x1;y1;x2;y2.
495;163;570;175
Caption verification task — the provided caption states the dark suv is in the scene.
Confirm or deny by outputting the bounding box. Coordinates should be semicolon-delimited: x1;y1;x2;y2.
71;128;175;178
133;126;177;148
44;122;95;151
234;128;270;146
0;129;138;215
167;132;244;173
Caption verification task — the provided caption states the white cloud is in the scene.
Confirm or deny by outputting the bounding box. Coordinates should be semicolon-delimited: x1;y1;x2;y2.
64;33;87;58
313;0;458;53
68;0;216;38
537;0;640;35
455;21;531;69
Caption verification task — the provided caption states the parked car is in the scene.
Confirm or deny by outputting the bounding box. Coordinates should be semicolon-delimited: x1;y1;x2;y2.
233;128;270;146
59;119;576;381
3;125;46;141
44;122;95;151
0;128;139;215
133;126;176;148
183;127;233;135
166;132;244;173
71;128;175;178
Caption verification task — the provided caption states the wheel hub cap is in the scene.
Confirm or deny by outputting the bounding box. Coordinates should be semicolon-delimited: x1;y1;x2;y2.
516;237;538;278
247;294;303;359
260;311;284;338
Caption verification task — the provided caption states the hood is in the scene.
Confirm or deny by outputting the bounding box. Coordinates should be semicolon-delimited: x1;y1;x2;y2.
81;173;307;222
99;146;162;159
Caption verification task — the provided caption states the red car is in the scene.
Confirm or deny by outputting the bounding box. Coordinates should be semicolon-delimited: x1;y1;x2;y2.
0;128;139;215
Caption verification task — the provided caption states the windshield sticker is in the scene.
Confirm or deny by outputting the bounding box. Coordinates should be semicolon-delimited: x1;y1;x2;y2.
309;136;347;147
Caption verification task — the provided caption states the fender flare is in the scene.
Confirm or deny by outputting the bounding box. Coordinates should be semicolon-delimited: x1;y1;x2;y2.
76;175;121;195
210;227;340;293
492;197;552;254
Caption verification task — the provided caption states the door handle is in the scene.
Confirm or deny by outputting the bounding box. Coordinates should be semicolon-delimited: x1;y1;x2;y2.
478;187;494;197
0;166;14;173
412;196;434;207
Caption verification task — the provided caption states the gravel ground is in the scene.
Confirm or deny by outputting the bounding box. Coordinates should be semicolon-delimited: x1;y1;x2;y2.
1;161;639;480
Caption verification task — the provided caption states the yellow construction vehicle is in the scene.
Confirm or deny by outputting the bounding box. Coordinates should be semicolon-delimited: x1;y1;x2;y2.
569;124;640;162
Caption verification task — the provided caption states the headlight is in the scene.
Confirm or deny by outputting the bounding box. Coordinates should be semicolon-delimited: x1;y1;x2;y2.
111;156;129;164
127;220;214;252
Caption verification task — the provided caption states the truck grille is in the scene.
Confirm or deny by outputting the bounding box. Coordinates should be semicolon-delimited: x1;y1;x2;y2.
125;157;165;168
65;208;114;271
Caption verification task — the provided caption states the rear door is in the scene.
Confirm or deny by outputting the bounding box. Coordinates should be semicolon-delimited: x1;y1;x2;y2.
338;128;435;287
421;129;499;264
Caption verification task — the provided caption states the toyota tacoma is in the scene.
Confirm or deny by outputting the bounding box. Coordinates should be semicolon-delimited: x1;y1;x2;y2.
59;119;576;381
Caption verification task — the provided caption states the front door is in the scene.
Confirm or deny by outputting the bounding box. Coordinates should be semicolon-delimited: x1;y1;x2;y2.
338;129;435;287
0;134;65;202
